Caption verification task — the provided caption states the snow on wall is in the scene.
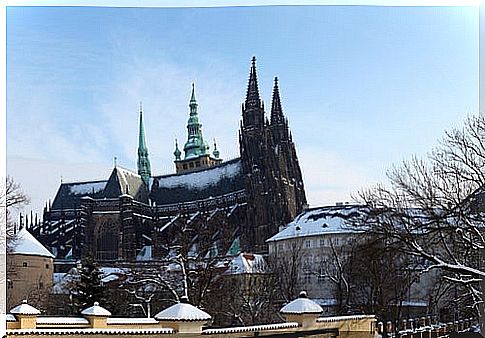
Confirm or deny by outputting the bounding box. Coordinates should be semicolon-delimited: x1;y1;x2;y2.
69;181;106;195
156;160;241;191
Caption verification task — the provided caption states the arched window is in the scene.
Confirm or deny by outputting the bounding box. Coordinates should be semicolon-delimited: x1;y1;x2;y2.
96;223;118;261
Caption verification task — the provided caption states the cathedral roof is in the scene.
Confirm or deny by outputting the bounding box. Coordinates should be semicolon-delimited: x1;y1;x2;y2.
150;158;244;205
51;180;107;210
104;166;149;203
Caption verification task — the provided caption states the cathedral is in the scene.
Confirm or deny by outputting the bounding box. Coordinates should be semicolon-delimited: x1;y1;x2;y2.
30;57;307;262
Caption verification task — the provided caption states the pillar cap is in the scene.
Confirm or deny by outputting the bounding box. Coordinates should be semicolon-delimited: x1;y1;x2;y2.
10;300;41;315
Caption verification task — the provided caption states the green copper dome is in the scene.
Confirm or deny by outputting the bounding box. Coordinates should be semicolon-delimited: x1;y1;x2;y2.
183;83;210;159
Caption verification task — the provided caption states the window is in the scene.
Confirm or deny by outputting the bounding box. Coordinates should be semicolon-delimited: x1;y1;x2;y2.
189;162;194;168
183;164;188;170
195;161;201;167
320;239;325;247
7;280;13;289
39;282;44;289
305;240;311;248
46;264;50;269
22;262;27;267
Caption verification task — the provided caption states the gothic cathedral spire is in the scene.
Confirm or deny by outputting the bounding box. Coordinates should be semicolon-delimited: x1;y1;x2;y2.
137;103;151;185
271;77;284;124
242;57;264;129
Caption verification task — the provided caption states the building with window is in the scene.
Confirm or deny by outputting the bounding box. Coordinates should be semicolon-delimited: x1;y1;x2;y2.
7;227;55;310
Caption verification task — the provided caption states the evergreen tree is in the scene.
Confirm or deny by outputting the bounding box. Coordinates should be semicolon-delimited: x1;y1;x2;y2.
71;260;105;313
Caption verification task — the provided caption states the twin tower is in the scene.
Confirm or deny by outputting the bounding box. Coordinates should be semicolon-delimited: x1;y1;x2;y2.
136;57;307;250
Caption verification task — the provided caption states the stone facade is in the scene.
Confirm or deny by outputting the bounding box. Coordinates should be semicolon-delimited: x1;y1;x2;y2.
30;57;307;262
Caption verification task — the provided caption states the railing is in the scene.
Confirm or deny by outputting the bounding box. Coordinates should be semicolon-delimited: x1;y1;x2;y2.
377;317;478;337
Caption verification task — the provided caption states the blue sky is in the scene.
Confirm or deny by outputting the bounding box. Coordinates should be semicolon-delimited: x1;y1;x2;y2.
6;5;479;218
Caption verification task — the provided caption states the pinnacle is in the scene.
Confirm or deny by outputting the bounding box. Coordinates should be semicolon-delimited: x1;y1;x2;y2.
271;76;284;124
245;56;261;108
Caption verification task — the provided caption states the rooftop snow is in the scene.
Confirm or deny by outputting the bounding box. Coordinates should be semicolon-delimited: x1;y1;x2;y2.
69;181;106;195
224;253;267;275
81;303;111;317
155;300;211;322
280;292;323;314
156;160;241;191
10;228;55;258
10;301;41;315
267;205;366;242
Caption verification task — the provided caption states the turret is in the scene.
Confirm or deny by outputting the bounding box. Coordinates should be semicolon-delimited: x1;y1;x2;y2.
173;139;181;160
183;83;210;159
137;103;151;185
174;83;222;174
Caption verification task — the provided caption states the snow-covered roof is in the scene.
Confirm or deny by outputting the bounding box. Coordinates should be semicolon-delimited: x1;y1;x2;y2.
69;181;106;195
156;160;241;191
10;301;41;315
280;291;323;315
155;297;211;322
267;205;366;242
81;302;111;317
224;253;267;275
151;158;245;206
10;228;55;258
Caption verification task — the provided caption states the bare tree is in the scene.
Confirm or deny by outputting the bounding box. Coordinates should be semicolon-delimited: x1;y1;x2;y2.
4;176;30;240
270;239;304;303
355;114;484;321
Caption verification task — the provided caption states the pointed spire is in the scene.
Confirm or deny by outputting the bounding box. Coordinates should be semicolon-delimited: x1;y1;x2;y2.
137;103;151;185
212;138;220;159
271;76;284;124
245;56;261;109
189;82;198;116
